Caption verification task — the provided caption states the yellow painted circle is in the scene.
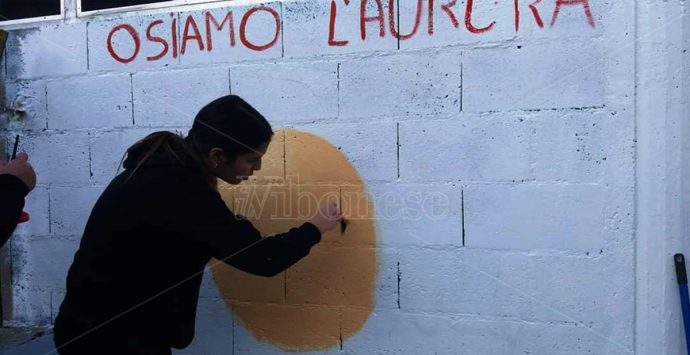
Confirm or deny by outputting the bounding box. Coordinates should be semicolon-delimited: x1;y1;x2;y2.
211;129;377;351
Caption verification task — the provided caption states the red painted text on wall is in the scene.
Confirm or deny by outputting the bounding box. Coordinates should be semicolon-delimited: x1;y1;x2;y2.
107;5;280;64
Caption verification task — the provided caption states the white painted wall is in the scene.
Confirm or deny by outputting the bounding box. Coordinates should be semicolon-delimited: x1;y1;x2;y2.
0;0;686;353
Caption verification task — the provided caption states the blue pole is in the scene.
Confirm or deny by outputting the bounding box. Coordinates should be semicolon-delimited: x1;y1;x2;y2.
674;253;690;355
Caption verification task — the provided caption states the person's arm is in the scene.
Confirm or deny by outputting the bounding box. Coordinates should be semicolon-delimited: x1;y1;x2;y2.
0;174;28;246
191;189;323;277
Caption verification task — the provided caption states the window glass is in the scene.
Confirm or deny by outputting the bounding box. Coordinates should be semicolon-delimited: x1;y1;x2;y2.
0;0;61;22
80;0;173;12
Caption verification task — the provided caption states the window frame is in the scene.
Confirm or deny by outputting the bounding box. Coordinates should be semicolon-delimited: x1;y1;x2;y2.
0;0;250;26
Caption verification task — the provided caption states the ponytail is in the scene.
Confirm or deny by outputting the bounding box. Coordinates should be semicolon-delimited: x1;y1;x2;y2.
118;131;210;183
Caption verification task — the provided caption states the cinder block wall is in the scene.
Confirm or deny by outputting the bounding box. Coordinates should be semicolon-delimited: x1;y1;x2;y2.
1;0;639;353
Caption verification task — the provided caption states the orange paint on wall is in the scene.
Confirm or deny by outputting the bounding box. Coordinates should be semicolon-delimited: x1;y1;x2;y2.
211;129;378;351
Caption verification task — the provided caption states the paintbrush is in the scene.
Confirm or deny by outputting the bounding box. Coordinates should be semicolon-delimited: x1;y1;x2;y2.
338;190;349;234
11;135;19;160
340;217;348;234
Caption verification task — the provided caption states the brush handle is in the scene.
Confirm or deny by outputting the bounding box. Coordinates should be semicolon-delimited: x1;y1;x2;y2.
675;254;690;355
11;135;19;160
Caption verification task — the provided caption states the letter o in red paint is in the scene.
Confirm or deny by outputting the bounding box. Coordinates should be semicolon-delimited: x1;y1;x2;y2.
107;24;141;64
240;6;280;51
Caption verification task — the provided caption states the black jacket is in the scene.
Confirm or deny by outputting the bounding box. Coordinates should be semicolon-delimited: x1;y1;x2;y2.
54;140;321;352
0;174;28;247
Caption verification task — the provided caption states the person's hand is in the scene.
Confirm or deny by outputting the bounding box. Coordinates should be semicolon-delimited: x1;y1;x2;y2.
307;202;343;235
0;153;37;191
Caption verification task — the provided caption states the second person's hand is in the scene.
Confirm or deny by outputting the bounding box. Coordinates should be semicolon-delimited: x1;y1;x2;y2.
0;153;37;191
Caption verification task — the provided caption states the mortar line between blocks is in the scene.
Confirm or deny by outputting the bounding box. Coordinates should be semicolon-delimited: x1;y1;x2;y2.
397;261;401;309
337;63;341;117
396;122;400;179
461;187;465;247
528;116;537;179
86;24;90;71
632;2;640;348
460;56;463;112
48;189;52;234
130;73;135;125
44;81;49;129
88;136;93;179
280;2;285;58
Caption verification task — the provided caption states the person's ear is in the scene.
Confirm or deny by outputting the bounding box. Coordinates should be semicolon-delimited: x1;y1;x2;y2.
208;148;225;168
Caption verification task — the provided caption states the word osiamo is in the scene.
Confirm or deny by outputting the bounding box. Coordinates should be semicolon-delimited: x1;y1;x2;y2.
328;0;596;46
107;5;279;64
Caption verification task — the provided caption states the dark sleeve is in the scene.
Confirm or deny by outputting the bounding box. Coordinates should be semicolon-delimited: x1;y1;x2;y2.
190;188;322;277
0;174;28;247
